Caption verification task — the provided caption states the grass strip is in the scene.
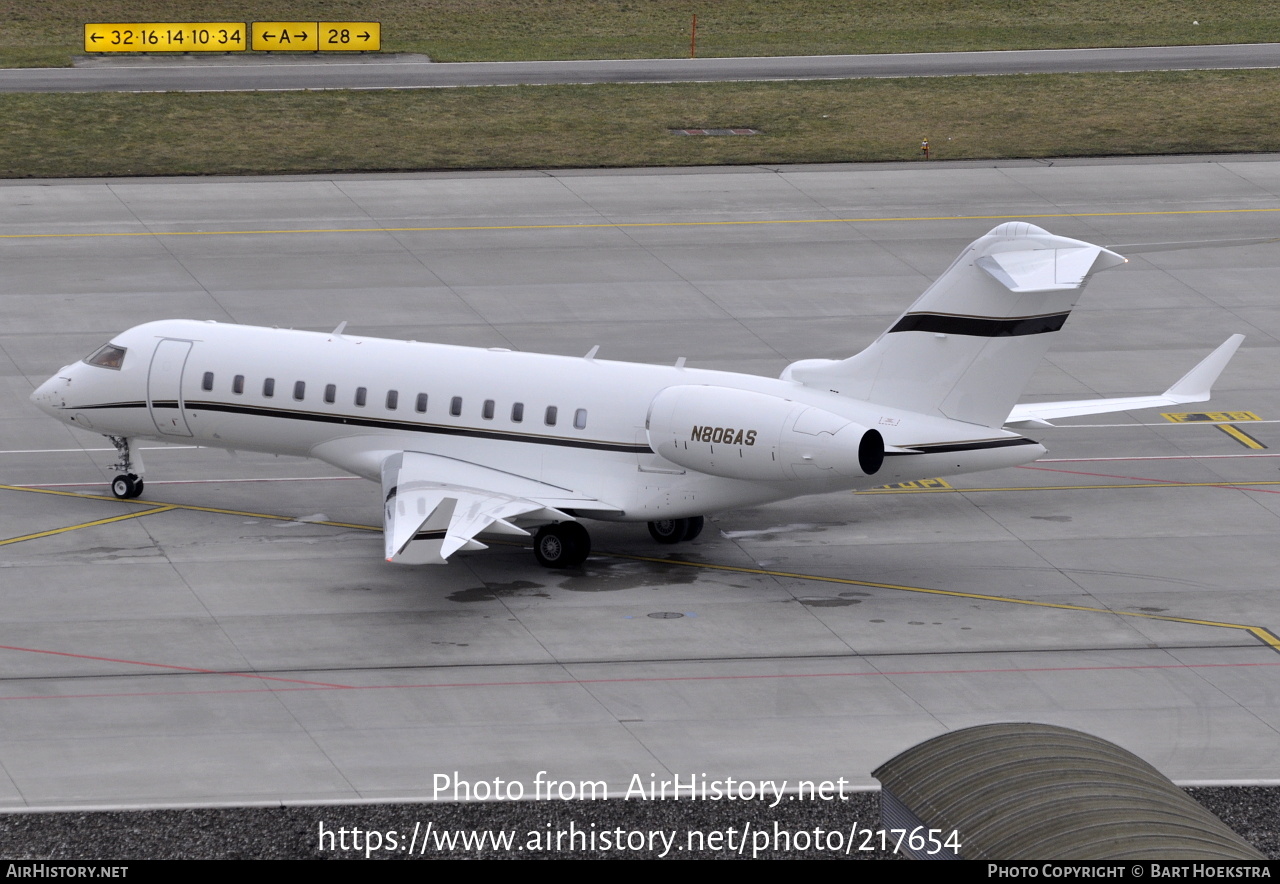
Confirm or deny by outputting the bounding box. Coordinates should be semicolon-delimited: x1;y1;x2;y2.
3;71;1279;178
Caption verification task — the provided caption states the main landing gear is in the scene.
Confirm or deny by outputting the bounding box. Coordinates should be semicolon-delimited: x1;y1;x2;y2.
533;522;591;568
647;516;704;544
106;435;145;500
532;516;706;568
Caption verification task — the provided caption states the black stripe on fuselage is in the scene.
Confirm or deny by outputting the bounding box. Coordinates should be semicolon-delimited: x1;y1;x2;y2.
73;401;1037;458
889;312;1070;337
77;399;648;454
889;436;1039;455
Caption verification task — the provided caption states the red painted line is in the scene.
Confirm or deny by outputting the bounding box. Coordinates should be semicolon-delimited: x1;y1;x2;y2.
1038;454;1280;462
0;643;353;689
1;656;1275;702
1016;463;1280;494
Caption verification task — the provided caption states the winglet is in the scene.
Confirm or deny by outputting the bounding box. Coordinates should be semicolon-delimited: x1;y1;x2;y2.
1163;334;1245;402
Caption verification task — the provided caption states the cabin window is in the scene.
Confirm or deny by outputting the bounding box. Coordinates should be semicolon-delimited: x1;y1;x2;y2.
574;408;588;430
545;406;558;427
355;387;367;407
84;344;127;370
324;384;336;404
511;402;524;423
386;390;399;410
415;393;428;413
233;375;245;395
263;378;275;398
450;396;463;417
202;372;214;392
294;381;306;401
482;399;495;420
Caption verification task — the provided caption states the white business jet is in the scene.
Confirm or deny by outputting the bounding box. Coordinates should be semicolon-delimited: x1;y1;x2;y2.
30;223;1243;568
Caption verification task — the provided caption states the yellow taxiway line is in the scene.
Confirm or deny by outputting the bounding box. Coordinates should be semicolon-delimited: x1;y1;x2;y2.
0;505;176;546
3;207;1280;240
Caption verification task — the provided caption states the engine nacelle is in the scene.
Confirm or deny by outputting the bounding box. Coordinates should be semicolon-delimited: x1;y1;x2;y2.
646;385;883;482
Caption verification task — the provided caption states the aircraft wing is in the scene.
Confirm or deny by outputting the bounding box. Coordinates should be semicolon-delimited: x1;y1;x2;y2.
380;451;621;565
1007;334;1244;427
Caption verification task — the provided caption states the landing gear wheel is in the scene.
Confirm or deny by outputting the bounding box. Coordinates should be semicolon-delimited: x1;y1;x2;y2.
533;522;591;568
648;518;688;544
111;473;142;500
682;516;705;541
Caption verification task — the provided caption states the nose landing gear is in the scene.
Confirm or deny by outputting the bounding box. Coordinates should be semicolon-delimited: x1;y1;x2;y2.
106;435;145;499
111;473;144;499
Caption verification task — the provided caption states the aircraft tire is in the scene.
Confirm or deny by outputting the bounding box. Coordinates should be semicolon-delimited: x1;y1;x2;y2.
682;516;705;541
534;522;591;568
111;473;142;499
648;518;688;544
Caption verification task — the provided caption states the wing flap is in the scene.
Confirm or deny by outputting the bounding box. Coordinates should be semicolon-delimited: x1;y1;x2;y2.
380;451;618;565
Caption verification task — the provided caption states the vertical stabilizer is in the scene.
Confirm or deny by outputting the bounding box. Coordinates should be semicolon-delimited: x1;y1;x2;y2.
783;223;1126;428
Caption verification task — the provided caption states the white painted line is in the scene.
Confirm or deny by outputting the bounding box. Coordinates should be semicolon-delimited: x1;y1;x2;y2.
0;446;200;454
11;476;361;488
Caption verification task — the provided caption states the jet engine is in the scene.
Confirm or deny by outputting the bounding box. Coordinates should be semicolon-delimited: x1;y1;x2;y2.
646;385;883;482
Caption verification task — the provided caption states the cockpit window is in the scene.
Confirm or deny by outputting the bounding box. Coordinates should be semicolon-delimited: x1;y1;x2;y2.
84;344;127;370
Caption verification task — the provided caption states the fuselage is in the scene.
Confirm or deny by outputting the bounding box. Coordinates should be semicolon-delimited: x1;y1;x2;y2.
31;319;1045;519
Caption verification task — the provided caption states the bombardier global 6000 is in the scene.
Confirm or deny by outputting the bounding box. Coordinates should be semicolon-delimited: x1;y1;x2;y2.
31;223;1243;568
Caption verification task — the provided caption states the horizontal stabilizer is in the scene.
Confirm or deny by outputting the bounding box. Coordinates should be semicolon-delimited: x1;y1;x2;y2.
1006;334;1244;425
977;245;1125;293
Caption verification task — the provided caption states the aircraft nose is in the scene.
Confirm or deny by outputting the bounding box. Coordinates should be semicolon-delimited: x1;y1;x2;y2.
30;373;70;414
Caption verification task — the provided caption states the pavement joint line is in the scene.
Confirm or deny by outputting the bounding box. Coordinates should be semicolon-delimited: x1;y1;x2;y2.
3;206;1280;239
1;653;1278;703
5;480;1277;654
0;643;355;689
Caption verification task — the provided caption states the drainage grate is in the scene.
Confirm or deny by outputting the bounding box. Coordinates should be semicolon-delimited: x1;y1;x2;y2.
669;128;760;136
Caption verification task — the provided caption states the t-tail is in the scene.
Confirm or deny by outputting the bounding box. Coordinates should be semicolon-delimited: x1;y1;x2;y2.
782;222;1127;428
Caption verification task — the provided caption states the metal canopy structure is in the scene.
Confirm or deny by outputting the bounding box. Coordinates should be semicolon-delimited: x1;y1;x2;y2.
873;723;1263;860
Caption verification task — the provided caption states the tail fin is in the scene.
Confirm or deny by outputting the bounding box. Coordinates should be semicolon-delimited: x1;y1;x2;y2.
783;223;1126;428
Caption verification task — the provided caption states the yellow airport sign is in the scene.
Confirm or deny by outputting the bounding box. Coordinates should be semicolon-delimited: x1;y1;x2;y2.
319;22;381;51
84;23;247;52
251;22;320;52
